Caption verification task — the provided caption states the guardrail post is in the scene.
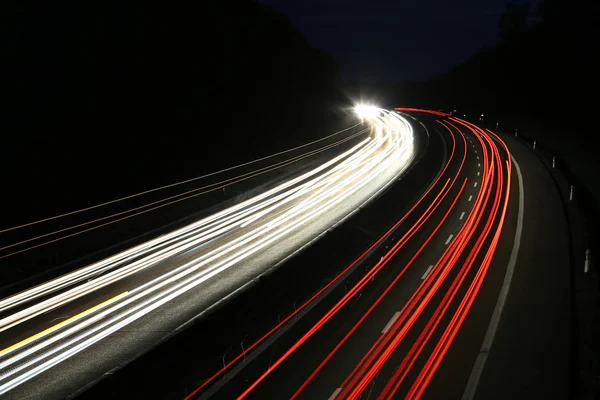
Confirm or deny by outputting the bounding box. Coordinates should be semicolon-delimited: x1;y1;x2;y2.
533;140;537;149
569;185;575;201
584;249;591;273
552;156;556;168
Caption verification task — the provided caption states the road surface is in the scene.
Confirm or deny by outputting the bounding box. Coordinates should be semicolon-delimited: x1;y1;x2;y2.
170;110;568;400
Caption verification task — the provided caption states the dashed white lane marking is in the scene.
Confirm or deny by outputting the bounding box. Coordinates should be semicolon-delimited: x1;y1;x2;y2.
468;195;473;201
477;171;480;176
445;234;454;245
421;265;434;280
478;163;481;167
329;388;342;400
462;155;525;400
477;156;479;160
459;211;466;220
474;182;478;187
382;311;401;333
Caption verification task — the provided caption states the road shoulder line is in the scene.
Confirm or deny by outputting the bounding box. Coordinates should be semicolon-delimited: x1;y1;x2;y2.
461;154;524;400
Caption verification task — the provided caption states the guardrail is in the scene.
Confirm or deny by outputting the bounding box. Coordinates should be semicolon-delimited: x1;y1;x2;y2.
481;117;599;399
499;122;596;277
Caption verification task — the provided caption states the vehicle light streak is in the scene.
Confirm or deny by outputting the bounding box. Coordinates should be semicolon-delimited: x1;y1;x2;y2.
0;134;372;315
375;122;506;399
405;129;510;400
336;123;467;398
0;128;371;258
0;135;385;330
0;123;365;236
0;109;417;395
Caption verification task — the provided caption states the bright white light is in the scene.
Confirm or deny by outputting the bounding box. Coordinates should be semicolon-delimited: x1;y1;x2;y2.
355;104;380;120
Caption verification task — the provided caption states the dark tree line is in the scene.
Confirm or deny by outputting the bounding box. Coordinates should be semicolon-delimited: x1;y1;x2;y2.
1;0;347;214
1;0;345;171
381;0;599;131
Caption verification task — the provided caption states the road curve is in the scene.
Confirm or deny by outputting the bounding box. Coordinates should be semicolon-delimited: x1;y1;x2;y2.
181;110;520;400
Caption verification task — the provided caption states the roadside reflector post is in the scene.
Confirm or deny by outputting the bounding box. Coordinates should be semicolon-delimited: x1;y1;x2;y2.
552;156;556;168
515;129;518;137
584;249;591;273
570;185;575;201
496;122;499;128
533;140;537;149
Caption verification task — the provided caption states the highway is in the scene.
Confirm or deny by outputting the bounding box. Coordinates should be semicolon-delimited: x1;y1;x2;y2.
0;108;418;398
176;110;524;400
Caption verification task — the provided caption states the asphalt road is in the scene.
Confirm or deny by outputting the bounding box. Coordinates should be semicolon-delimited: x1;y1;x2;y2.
180;111;534;400
0;110;417;399
80;111;570;400
0;109;570;400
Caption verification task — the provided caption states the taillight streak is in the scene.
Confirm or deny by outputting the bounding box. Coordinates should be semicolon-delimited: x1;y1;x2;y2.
376;123;499;398
334;121;467;397
406;157;510;400
343;125;489;399
341;118;511;399
402;120;511;399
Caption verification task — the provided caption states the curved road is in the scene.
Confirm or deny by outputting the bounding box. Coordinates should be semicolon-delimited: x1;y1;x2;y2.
179;110;525;400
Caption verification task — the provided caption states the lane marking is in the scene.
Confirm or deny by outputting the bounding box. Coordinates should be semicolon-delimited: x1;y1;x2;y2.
462;155;525;399
475;150;478;153
421;265;434;280
468;195;473;201
477;171;480;176
477;156;479;160
459;211;466;220
474;182;478;187
445;234;454;245
329;388;342;400
0;292;128;356
478;163;481;167
382;311;401;333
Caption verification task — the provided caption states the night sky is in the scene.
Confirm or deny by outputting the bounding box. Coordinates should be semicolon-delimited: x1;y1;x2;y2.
260;0;524;82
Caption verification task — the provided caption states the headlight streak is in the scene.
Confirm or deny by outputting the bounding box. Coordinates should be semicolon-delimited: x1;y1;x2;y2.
0;131;372;314
0;137;376;328
0;134;397;387
0;108;416;395
0;126;394;382
0;128;373;262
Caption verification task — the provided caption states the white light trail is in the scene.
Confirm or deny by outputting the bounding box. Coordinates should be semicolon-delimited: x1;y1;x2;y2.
0;108;416;395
